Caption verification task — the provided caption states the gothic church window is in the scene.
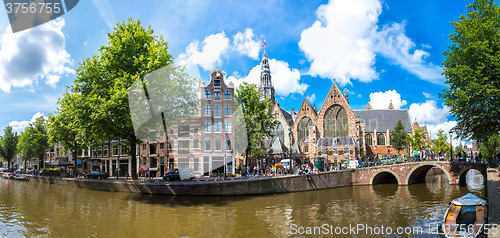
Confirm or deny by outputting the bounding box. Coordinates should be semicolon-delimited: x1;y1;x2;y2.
365;134;373;146
298;117;313;145
377;134;386;146
323;105;348;138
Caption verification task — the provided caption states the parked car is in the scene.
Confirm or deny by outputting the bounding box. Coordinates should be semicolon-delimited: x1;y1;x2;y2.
0;168;8;172
163;169;195;181
84;171;109;179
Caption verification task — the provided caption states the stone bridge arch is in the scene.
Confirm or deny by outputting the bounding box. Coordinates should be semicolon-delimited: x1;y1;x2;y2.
404;162;452;185
456;166;487;185
370;169;402;185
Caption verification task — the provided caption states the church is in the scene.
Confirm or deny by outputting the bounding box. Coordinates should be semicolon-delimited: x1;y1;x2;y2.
260;48;414;166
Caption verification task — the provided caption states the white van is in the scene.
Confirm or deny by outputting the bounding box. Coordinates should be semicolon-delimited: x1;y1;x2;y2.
279;159;291;170
344;160;359;169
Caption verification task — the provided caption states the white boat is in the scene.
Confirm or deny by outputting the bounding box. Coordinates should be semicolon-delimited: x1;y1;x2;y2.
441;193;487;238
13;174;29;181
2;173;13;179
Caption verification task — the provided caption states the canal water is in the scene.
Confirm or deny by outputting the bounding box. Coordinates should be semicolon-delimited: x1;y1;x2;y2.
0;170;485;238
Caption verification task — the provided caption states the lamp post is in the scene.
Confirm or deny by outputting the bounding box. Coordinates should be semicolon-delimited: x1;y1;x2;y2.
289;127;292;175
449;130;453;161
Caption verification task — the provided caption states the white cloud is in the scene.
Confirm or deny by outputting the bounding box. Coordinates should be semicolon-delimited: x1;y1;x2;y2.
422;92;432;99
0;18;74;92
369;90;407;109
9;112;48;132
233;28;261;60
177;32;230;71
408;100;449;125
299;0;379;86
90;0;117;29
227;58;307;97
298;0;443;85
427;120;456;139
306;94;316;103
374;22;443;84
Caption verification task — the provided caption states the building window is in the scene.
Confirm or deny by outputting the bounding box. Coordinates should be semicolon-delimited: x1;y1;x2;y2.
365;134;373;146
178;141;189;154
224;91;231;100
204;139;211;151
214;105;221;117
121;145;130;155
323;105;348;138
224;105;231;116
224;121;231;133
214;121;221;132
377;134;386;146
160;130;164;137
194;140;199;149
298;117;313;146
160;143;164;150
214;138;221;151
214;80;221;87
142;157;147;165
204;121;211;132
113;145;119;156
103;146;108;157
214;91;221;100
204;105;211;116
97;146;102;157
204;90;210;99
178;125;189;137
150;144;157;155
225;138;231;151
271;124;285;142
150;157;157;168
194;128;198;134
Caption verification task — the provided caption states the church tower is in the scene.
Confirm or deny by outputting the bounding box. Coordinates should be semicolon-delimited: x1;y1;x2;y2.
259;43;275;103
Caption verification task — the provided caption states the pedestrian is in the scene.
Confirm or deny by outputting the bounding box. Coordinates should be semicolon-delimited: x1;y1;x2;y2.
242;166;246;177
145;169;149;178
138;168;142;178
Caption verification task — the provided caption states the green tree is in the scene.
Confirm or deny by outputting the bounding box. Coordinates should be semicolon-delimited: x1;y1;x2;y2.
71;18;173;179
48;91;85;176
409;128;426;154
390;120;408;155
0;126;18;169
477;133;500;158
441;0;500;143
17;117;49;169
235;83;275;164
431;129;451;156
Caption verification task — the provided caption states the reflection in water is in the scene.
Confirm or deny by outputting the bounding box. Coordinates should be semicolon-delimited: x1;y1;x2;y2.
0;171;486;238
466;169;485;192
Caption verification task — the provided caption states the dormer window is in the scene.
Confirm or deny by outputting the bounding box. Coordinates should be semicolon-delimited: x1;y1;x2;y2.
214;80;221;87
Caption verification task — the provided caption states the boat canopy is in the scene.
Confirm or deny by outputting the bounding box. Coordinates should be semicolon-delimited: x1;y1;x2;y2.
451;193;487;206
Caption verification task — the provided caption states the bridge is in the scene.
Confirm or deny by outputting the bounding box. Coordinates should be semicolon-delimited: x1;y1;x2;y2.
352;161;487;185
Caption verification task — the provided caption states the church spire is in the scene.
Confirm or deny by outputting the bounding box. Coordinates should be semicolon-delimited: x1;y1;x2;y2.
259;41;275;103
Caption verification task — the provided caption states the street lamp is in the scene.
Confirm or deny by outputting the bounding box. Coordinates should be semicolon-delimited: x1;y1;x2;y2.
449;130;453;161
289;127;293;175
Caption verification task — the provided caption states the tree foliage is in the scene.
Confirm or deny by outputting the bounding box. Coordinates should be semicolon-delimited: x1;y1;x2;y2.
0;126;18;169
235;83;275;161
431;129;451;156
441;0;500;143
70;18;173;179
408;128;427;153
390;120;408;154
17;117;49;168
477;133;500;158
48;91;85;173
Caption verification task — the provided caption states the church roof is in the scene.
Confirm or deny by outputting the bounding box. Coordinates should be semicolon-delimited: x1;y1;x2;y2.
280;108;294;127
266;137;289;155
354;109;412;133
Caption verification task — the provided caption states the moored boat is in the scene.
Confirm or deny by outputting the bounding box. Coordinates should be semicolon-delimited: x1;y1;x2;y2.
441;193;487;238
2;173;13;179
13;174;29;181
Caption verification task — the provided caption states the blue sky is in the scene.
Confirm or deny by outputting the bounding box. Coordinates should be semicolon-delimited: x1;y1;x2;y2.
0;0;477;145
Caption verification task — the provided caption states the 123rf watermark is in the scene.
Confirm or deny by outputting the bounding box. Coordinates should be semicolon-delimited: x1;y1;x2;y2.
290;223;500;236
